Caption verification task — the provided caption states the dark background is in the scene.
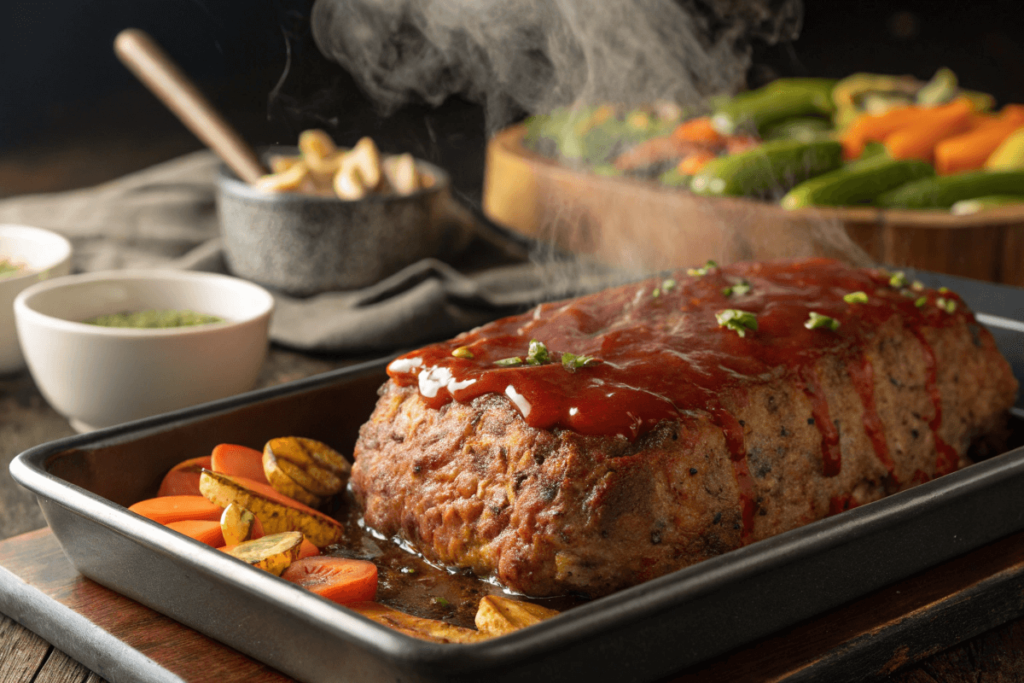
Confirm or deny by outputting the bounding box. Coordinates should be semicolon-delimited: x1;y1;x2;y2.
2;0;1023;203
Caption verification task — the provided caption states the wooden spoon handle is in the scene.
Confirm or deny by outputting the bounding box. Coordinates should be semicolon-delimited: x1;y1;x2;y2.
114;28;266;184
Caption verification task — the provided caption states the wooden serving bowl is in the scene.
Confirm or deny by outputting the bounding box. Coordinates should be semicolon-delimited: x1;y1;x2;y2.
484;125;1024;285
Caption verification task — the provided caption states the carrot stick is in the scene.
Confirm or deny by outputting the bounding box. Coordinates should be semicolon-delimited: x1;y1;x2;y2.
724;134;760;155
157;456;213;497
166;519;226;547
934;122;1024;175
998;104;1024;123
840;106;920;159
211;444;269;485
613;137;705;171
884;98;976;163
281;557;377;604
677;151;717;175
671;116;725;146
128;495;223;524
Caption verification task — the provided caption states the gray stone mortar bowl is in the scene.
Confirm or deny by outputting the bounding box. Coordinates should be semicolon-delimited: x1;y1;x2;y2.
216;149;472;297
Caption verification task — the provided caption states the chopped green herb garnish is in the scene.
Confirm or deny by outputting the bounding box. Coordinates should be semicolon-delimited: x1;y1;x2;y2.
843;291;869;304
911;281;925;292
715;309;758;337
451;346;474;359
936;297;957;314
495;357;523;367
915;296;928;308
85;309;223;328
899;288;917;298
938;286;950;294
723;280;751;297
526;339;551;365
400;566;417;575
687;260;719;277
889;271;907;288
654;278;677;297
805;312;840;331
561;352;598;373
432;596;451;608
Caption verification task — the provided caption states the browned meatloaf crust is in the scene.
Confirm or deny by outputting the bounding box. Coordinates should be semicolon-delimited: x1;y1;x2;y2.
351;259;1018;598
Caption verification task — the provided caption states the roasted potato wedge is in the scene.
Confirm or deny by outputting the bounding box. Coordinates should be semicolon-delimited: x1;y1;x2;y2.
347;602;489;643
220;502;259;546
199;470;343;548
474;595;560;636
222;531;303;576
262;454;324;508
264;437;349;498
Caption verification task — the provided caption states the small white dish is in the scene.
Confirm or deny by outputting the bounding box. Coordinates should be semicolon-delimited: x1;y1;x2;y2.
14;270;274;432
0;225;73;374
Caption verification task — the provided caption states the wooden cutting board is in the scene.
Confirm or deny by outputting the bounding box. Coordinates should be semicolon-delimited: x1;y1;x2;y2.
483;125;1024;285
0;528;289;683
3;527;1024;683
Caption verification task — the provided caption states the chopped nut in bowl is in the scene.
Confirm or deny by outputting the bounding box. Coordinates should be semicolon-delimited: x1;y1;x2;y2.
217;131;470;297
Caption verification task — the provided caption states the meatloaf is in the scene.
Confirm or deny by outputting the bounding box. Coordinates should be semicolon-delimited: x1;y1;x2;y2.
351;258;1018;598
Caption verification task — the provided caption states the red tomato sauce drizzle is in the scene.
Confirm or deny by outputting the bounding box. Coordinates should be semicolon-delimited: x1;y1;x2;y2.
847;354;899;483
798;367;843;478
909;328;961;476
708;404;756;542
388;259;967;538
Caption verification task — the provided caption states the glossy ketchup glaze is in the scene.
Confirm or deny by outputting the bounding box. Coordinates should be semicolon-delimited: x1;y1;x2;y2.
388;259;967;533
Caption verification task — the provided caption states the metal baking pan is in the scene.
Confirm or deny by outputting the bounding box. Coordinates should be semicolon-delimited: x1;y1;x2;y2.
11;273;1024;683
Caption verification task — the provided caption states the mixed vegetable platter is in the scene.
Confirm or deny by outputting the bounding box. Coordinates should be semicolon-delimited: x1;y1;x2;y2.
523;69;1024;214
129;437;563;644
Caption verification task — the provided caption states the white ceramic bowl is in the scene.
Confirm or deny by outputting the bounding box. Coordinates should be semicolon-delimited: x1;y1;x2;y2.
0;225;73;374
14;270;274;432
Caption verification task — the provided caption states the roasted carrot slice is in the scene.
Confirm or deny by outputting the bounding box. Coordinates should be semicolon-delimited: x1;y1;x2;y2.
128;495;223;524
166;519;225;547
281;557;377;604
211;444;269;485
157;456;213;497
298;538;320;559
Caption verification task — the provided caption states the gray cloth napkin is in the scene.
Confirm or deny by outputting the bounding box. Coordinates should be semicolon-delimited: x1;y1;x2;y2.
0;151;622;353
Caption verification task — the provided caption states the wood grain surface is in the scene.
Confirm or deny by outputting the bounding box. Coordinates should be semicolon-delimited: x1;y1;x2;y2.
5;527;1024;682
669;525;1024;682
0;529;289;683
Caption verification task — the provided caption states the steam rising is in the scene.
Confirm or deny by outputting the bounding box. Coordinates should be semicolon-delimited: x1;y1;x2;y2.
307;0;874;280
311;0;803;131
